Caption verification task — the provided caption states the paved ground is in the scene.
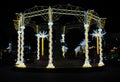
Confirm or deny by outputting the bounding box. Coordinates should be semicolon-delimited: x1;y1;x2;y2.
0;60;120;82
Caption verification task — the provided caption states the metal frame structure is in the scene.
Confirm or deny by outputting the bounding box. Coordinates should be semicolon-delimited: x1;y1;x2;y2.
13;4;106;68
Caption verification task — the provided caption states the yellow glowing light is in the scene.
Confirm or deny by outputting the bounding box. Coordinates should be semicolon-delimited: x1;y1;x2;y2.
98;61;104;67
46;7;55;68
46;24;55;68
42;38;44;56
98;28;104;67
82;61;92;68
46;63;55;68
16;62;26;68
82;24;92;68
97;36;99;54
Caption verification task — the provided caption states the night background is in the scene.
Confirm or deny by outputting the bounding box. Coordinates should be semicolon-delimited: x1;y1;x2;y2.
0;0;120;82
0;0;119;48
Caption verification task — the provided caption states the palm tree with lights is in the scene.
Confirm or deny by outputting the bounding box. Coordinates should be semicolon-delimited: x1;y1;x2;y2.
90;29;100;55
90;28;106;66
74;39;87;55
36;31;48;60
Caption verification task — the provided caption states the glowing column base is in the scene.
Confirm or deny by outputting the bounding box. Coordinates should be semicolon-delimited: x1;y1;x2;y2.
15;62;26;68
15;60;21;65
46;63;55;69
82;60;92;68
98;61;104;67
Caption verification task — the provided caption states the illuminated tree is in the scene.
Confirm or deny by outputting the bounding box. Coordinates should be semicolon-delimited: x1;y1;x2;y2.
36;31;48;60
90;29;100;54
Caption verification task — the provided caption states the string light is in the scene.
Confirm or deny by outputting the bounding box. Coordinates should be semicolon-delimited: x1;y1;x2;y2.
82;23;92;68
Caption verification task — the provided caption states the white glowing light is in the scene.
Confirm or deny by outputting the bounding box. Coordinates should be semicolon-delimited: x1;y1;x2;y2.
20;26;26;67
48;22;53;25
74;46;81;55
91;29;106;67
61;34;68;58
90;29;100;54
36;35;40;60
75;39;90;55
46;63;55;68
84;23;89;29
16;25;26;68
62;46;68;57
35;31;48;60
16;30;21;65
90;29;99;38
39;31;49;38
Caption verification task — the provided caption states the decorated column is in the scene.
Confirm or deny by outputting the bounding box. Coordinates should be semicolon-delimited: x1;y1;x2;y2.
35;25;41;60
16;30;21;65
82;11;92;68
46;6;55;68
20;25;26;67
98;28;104;66
16;13;26;68
82;23;92;68
15;16;21;65
36;33;40;60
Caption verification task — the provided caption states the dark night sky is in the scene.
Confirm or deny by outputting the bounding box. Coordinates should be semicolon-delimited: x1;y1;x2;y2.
0;0;119;48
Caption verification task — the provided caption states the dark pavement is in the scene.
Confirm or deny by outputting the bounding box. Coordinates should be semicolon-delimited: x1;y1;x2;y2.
0;60;120;82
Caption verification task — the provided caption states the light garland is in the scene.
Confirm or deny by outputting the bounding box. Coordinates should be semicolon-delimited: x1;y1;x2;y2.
36;34;40;60
82;24;92;68
16;30;21;65
98;28;105;66
46;23;55;68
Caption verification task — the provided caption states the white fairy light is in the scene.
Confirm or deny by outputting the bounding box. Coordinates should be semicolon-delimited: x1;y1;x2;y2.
35;31;48;60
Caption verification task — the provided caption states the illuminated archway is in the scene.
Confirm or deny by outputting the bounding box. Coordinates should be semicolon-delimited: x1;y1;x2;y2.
13;4;106;68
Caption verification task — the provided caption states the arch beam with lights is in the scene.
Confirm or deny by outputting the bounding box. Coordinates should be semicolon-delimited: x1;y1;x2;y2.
13;4;106;68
